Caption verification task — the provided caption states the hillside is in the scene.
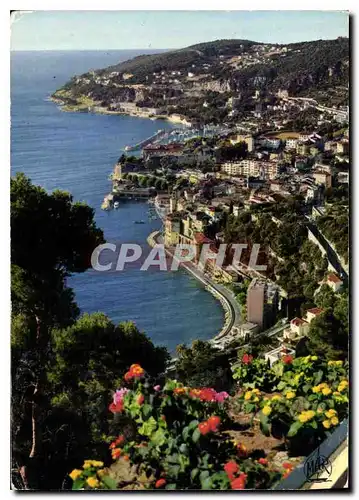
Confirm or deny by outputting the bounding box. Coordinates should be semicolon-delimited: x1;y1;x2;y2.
52;37;349;125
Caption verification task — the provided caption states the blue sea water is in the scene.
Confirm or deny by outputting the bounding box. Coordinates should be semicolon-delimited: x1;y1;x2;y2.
11;50;224;353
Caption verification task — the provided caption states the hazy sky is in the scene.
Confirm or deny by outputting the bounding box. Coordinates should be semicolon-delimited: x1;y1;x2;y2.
11;10;349;51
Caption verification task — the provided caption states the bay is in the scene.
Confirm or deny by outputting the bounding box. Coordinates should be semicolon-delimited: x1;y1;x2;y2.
11;50;224;353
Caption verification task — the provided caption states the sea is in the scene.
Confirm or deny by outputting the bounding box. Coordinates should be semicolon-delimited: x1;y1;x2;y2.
10;50;224;353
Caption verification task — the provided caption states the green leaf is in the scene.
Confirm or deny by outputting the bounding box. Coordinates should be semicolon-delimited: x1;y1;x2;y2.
142;404;152;417
201;476;213;490
192;428;201;443
165;483;177;490
277;381;287;391
191;468;199;481
101;475;117;490
72;479;85;490
313;370;324;386
199;470;209;482
188;419;199;431
287;420;303;437
259;413;270;436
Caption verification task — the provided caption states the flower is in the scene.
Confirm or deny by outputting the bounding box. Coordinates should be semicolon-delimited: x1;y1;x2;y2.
69;469;82;481
282;462;294;470
124;372;132;382
174;387;186;395
311;356;318;361
97;469;106;477
231;473;247;490
87;477;100;488
153;385;161;392
123;455;130;461
262;405;271;416
286;391;296;400
83;460;103;468
331;416;339;426
322;387;332;396
237;443;247;457
258;458;268;466
216;391;230;403
198;421;211;435
155;478;166;488
130;364;145;378
323;420;332;429
113;388;129;405
312;386;321;394
282;355;293;364
325;409;337;418
109;401;124;414
244;391;252;401
298;410;315;423
137;394;145;405
242;354;253;365
199;388;217;402
272;395;282;401
207;415;221;432
336;360;343;366
189;388;202;399
224;461;239;480
111;448;122;460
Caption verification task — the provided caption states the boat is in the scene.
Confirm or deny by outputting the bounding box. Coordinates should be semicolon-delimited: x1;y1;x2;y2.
134;220;145;224
114;201;120;209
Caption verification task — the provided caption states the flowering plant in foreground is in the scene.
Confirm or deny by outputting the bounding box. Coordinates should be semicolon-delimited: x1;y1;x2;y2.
233;356;349;452
231;354;278;392
69;364;282;490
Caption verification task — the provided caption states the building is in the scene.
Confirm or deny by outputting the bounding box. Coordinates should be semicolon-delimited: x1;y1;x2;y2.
305;307;325;323
289;317;310;337
230;134;254;152
285;138;298;150
325;273;344;292
247;279;279;331
238;322;260;338
164;213;182;246
220;159;279;180
313;170;332;189
264;346;295;367
338;172;349;184
337;140;349;155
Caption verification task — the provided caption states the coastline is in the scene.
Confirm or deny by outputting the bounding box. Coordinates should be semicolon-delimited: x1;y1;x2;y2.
49;95;192;126
147;230;239;341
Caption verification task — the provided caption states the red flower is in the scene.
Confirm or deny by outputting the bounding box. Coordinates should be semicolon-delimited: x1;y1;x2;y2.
109;401;124;413
242;354;253;365
155;478;166;488
198;421;211;435
207;415;221;432
111;448;122;460
199;388;217;402
137;394;145;405
124;371;132;382
115;435;125;446
282;355;293;364
258;458;268;466
231;473;247;490
130;364;145;378
173;387;186;395
282;462;294;470
224;461;239;480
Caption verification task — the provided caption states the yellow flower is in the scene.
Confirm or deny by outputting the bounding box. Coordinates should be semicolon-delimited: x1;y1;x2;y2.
252;396;259;402
244;391;252;401
272;395;282;401
97;469;106;477
331;416;339;426
86;477;100;488
69;469;82;481
317;408;324;414
323;420;332;429
312;386;321;393
328;361;336;366
262;405;272;416
286;391;296;400
325;409;337;418
311;356;318;361
322;388;332;396
302;356;311;364
336;360;343;366
83;462;92;469
305;410;315;421
92;461;104;468
318;383;327;390
252;388;260;394
298;414;308;423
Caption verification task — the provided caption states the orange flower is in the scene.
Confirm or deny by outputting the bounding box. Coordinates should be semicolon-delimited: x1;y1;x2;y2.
111;448;122;460
137;394;145;405
189;389;202;398
124;371;132;382
155;478;166;488
282;462;294;470
207;415;221;432
123;455;130;461
174;387;186;395
130;364;144;378
115;435;125;446
198;421;211;435
258;458;268;466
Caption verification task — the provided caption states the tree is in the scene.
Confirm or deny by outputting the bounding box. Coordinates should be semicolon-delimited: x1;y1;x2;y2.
11;173;104;488
305;310;348;360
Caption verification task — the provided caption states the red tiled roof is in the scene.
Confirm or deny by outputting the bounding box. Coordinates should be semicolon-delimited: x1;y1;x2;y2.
193;232;213;245
291;317;308;326
306;307;324;316
327;273;343;284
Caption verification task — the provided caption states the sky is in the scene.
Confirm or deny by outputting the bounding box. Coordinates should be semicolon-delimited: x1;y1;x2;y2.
10;10;349;51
